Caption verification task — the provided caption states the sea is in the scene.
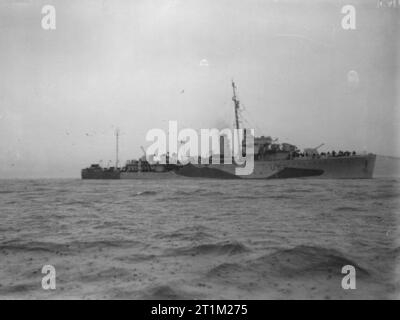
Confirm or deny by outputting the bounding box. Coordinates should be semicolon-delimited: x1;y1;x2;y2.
0;177;399;299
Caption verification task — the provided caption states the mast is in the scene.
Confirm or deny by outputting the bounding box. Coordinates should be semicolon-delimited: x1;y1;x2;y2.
115;128;120;168
232;80;246;156
232;80;240;131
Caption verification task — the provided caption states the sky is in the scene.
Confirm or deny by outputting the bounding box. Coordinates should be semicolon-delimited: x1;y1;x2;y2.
0;0;399;178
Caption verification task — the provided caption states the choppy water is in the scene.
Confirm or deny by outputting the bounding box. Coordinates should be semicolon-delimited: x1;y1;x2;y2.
0;178;399;299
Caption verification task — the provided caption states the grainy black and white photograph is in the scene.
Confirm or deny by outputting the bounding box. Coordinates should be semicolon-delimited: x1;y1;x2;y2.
0;0;399;307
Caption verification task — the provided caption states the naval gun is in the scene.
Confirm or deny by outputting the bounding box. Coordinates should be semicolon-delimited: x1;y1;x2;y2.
304;143;325;156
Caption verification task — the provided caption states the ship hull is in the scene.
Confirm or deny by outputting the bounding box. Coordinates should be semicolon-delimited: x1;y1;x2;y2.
174;154;376;179
120;171;182;179
81;154;376;180
81;170;120;179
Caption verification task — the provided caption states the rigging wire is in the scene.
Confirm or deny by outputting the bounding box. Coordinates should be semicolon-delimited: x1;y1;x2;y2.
239;103;265;136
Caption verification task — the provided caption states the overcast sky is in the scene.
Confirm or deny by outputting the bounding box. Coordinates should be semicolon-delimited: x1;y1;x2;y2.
0;0;398;178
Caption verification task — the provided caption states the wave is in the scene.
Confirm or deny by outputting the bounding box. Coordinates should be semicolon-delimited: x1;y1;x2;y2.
232;195;261;200
334;206;364;212
141;284;194;300
0;190;14;194
170;224;214;234
268;194;298;200
134;191;158;196
176;189;207;195
79;267;131;283
2;200;19;205
62;200;94;206
343;192;369;201
282;188;313;193
207;262;248;278
115;253;157;263
175;189;225;197
156;230;213;242
0;240;66;253
390;246;400;257
156;225;215;241
252;245;369;277
93;221;123;229
165;241;249;257
159;189;225;200
208;245;369;283
0;239;142;254
26;187;52;192
371;192;399;200
198;190;224;196
0;283;37;295
53;188;72;194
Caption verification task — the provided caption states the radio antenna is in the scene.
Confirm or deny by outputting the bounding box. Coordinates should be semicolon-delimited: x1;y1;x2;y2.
115;128;120;168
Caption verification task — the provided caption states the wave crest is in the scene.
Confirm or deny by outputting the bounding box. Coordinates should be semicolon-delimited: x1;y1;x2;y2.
165;241;249;256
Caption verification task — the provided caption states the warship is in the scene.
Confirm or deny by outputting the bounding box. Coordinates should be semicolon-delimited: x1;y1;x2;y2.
81;81;376;180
